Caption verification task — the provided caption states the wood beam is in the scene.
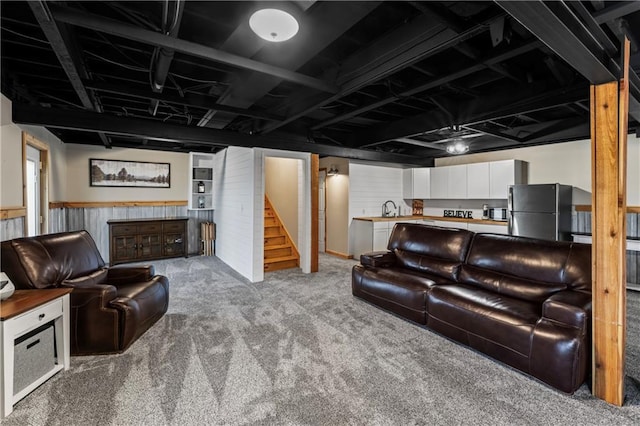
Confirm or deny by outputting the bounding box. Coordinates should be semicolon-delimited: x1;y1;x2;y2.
590;38;630;407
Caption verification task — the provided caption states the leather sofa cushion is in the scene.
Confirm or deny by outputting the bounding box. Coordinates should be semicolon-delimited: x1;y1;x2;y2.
8;231;106;289
461;234;591;301
352;264;454;324
459;264;565;303
427;284;540;357
388;224;474;281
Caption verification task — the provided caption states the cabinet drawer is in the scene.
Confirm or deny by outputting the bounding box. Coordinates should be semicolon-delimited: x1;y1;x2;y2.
138;223;162;233
111;224;137;236
15;298;63;338
163;222;185;232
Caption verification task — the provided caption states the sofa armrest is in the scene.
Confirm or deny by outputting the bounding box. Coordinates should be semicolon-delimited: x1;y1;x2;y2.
542;290;591;329
106;265;155;284
360;251;396;268
61;282;118;309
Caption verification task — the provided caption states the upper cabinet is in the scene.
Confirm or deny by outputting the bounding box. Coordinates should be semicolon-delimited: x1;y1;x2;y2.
188;152;215;210
489;160;524;199
430;167;448;199
466;162;490;198
447;164;467;199
429;160;526;199
402;168;430;199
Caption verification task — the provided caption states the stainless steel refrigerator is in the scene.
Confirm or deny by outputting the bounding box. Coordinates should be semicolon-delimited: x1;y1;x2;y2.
508;184;573;241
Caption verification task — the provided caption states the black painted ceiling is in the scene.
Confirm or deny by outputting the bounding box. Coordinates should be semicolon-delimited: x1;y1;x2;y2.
2;1;640;166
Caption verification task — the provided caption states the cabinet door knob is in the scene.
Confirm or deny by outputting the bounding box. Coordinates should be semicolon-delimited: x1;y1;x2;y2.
39;313;45;320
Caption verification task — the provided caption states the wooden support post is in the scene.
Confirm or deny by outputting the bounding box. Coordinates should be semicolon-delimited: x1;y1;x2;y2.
591;38;630;406
311;154;319;272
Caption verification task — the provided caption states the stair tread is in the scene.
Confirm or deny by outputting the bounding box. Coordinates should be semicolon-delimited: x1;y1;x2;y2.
265;244;292;250
264;255;299;263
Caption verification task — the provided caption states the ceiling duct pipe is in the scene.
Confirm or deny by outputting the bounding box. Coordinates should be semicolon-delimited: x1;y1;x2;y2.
150;0;183;116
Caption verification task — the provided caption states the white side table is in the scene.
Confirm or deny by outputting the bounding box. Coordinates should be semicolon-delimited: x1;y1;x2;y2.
0;288;72;418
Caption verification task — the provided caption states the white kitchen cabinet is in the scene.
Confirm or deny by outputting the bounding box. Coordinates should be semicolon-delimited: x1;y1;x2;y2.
489;160;525;199
433;220;468;230
430;167;448;199
447;164;467;199
373;221;391;251
402;168;430;199
466;162;490;199
468;223;508;234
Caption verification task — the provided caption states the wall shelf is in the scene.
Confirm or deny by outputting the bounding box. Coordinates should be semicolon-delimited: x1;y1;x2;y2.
188;152;215;210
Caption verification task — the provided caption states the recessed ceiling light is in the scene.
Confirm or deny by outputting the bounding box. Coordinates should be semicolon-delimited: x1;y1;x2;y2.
249;9;299;42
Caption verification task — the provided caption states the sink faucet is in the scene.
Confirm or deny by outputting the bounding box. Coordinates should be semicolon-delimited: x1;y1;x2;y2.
382;200;397;217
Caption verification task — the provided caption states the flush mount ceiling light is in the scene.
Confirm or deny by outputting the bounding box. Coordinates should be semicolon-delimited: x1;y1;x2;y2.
446;141;469;155
249;8;299;42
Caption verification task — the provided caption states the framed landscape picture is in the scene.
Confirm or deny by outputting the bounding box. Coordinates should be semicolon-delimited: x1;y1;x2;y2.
90;159;170;188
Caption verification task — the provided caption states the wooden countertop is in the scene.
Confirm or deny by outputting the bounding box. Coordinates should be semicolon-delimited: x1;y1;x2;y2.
1;288;72;320
353;215;507;226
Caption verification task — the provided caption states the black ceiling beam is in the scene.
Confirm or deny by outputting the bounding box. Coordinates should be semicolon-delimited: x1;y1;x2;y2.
11;104;433;166
260;12;508;134
200;2;380;130
29;1;111;148
311;40;542;131
496;0;640;122
47;4;338;94
592;1;640;25
350;84;587;146
83;80;284;121
149;0;184;116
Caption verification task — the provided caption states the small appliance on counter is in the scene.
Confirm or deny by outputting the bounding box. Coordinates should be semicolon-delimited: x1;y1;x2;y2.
482;204;489;219
489;207;508;221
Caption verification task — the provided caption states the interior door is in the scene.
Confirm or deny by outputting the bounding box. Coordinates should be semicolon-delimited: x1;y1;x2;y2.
319;169;326;252
26;145;41;236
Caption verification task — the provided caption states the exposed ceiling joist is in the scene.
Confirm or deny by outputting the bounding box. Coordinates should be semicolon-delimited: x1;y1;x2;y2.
496;0;640;122
260;12;508;135
351;84;587;146
592;1;640;25
48;4;339;94
83;80;284;121
201;2;380;130
28;1;111;148
11;104;433;166
311;39;542;131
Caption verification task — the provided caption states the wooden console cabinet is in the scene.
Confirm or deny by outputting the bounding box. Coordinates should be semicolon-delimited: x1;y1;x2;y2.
108;217;188;265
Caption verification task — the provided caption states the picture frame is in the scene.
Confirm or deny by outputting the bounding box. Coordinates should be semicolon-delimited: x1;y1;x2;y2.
89;158;170;188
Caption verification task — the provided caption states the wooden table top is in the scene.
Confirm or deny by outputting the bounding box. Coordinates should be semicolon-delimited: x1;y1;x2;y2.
0;288;72;321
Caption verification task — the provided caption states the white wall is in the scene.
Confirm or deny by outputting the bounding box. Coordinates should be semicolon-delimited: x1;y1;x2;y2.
348;161;409;254
265;157;299;244
1;94;68;206
65;144;188;202
212;146;262;282
320;157;350;256
436;136;640;205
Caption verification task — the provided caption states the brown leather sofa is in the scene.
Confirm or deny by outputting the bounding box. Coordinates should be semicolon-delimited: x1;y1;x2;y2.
1;230;169;355
352;223;592;394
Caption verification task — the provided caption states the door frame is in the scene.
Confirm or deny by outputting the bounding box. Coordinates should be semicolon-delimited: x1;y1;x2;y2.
22;132;49;236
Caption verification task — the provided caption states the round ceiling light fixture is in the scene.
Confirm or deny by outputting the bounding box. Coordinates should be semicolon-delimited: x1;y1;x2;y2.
249;8;299;42
446;141;469;155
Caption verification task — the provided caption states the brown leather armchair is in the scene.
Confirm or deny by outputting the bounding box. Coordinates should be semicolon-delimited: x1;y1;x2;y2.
1;230;169;355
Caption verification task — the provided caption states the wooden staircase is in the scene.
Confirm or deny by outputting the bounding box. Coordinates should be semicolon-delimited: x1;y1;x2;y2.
264;196;300;272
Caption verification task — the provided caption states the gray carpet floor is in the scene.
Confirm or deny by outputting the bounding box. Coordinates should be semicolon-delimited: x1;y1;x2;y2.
5;254;640;425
